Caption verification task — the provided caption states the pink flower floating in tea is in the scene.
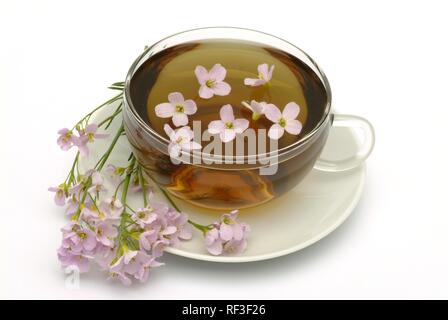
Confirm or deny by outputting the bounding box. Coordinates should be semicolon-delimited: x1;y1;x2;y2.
244;63;275;87
265;102;303;139
242;100;275;121
155;92;198;127
195;63;232;99
164;124;202;158
204;210;251;256
207;104;250;143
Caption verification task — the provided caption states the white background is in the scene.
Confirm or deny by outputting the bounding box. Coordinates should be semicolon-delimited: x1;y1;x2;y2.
1;0;447;299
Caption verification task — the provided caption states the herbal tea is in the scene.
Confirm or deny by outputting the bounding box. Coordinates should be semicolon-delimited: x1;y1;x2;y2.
127;39;329;209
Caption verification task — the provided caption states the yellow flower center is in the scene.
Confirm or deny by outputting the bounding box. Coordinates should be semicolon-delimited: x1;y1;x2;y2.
175;104;184;113
225;122;234;129
206;79;215;88
278;118;286;127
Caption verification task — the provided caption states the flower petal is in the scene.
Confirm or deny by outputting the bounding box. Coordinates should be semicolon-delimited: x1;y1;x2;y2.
199;85;214;99
176;126;194;140
155;103;175;118
268;65;275;80
219;223;233;241
232;224;244;241
212;82;231;96
268;123;285;140
85;123;98;134
250;100;264;114
244;78;265;86
208;63;227;81
220;104;235;122
172;112;188;127
258;63;269;79
168;143;181;158
179;225;193;240
206;240;223;256
233;119;249;134
282;102;300;120
183;100;197;115
124;250;138;264
168;92;184;103
264;104;282;122
285;119;303;135
194;65;208;85
220;129;236;143
208;120;225;134
163;124;175;140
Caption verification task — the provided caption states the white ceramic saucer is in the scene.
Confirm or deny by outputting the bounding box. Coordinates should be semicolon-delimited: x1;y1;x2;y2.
80;107;365;263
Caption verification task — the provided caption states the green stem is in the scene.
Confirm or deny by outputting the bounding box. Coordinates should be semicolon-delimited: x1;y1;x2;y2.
138;165;148;207
98;104;123;128
116;155;137;251
188;219;211;234
64;152;80;186
95;123;124;171
72;92;123;130
121;156;136;204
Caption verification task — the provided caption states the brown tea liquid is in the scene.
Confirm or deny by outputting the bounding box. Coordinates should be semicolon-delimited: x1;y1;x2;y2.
129;40;328;210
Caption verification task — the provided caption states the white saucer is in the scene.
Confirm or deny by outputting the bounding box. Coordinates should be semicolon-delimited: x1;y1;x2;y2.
80;105;365;263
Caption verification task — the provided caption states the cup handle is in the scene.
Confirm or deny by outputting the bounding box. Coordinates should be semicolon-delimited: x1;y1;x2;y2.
314;114;375;172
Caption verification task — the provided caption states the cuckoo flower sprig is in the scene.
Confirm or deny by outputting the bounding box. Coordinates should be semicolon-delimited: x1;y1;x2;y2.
51;83;250;286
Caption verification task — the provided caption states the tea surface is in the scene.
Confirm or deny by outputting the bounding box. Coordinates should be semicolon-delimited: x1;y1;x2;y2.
128;40;329;209
131;40;327;151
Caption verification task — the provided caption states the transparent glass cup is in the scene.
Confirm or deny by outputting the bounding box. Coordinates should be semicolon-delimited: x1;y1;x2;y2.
123;27;375;210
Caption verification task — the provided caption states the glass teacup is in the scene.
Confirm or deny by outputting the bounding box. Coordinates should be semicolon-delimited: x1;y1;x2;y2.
123;27;374;210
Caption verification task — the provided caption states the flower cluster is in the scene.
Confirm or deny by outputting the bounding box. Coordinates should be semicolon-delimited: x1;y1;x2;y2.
51;85;251;286
155;63;303;151
57;124;108;157
204;210;250;256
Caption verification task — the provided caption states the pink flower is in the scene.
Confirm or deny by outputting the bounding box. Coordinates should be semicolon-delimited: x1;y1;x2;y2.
57;128;76;151
244;63;275;87
75;124;109;157
264;102;303;139
243;100;275;121
48;184;67;206
155;92;197;127
164;124;202;158
60;222;97;254
109;250;162;285
104;164;125;183
95;221;118;247
208;104;249;143
57;246;91;273
204;210;250;256
195;64;231;99
132;207;158;228
87;171;107;194
99;197;124;220
65;195;79;215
